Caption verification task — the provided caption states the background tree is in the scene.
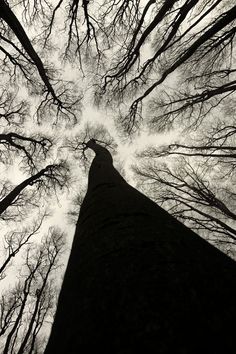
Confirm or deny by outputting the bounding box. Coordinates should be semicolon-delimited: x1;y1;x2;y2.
0;228;65;354
3;0;234;131
0;214;46;279
2;0;234;132
0;0;82;123
133;112;236;256
92;0;236;133
0;71;70;353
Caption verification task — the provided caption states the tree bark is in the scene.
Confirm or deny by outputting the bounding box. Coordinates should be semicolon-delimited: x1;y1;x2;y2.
44;140;236;354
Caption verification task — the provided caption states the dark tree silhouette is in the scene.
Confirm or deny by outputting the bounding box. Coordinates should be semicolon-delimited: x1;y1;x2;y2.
0;0;57;99
2;0;234;132
0;76;69;353
134;157;236;242
0;0;81;122
0;132;52;171
148;72;236;132
0;163;69;220
0;214;46;279
133;116;236;251
0;228;65;354
1;1;234;132
39;0;142;66
91;0;236;133
0;89;69;219
0;88;29;127
45;140;236;354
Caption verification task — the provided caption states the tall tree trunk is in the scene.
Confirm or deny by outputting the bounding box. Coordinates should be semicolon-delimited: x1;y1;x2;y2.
44;140;236;354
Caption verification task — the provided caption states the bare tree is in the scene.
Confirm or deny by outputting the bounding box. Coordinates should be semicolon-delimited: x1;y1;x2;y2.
1;1;235;132
0;0;82;123
0;213;47;279
0;131;53;170
88;0;236;133
134;136;236;251
37;0;142;69
0;162;69;220
0;87;54;170
0;118;68;353
148;69;236;132
0;87;29;127
140;119;236;174
0;227;65;354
